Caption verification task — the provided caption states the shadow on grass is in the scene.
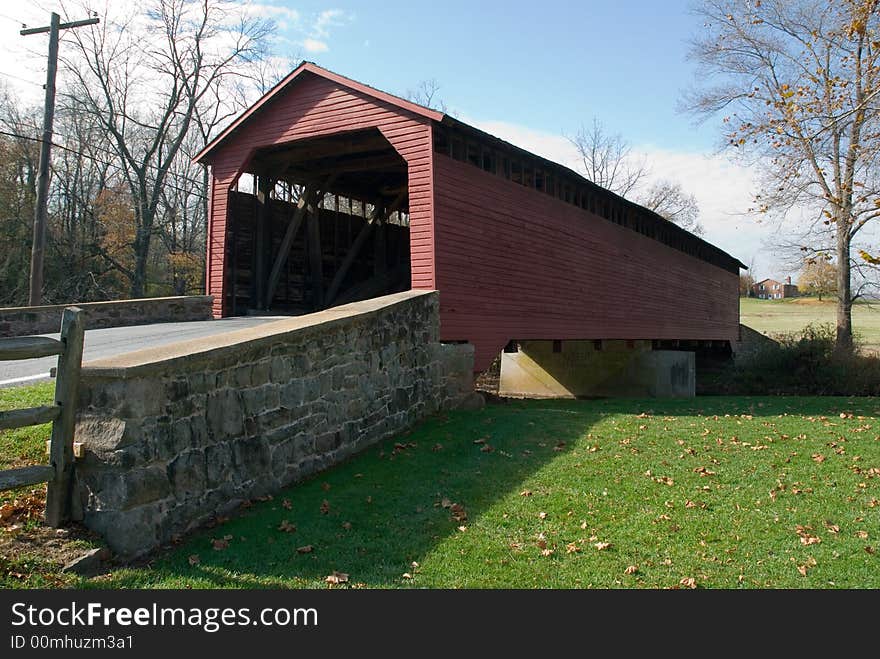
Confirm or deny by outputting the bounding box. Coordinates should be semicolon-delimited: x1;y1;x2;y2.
92;399;604;588
86;395;880;589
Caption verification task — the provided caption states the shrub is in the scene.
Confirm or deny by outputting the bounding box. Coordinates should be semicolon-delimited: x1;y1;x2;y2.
722;323;880;396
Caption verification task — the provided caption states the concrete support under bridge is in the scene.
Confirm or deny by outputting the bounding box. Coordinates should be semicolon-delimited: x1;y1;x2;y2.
498;340;695;398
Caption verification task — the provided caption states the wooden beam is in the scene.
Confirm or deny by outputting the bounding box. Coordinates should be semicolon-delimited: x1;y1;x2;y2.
256;134;391;166
0;464;55;491
281;153;406;178
0;336;63;360
374;219;386;276
0;405;60;430
264;182;318;309
324;213;376;307
325;189;407;306
307;196;325;309
45;306;84;527
253;175;274;310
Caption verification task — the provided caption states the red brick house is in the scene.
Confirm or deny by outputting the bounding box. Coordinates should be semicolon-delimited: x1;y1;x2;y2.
752;277;798;299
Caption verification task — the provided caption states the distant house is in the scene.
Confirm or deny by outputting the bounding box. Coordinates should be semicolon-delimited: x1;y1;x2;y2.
752;277;798;299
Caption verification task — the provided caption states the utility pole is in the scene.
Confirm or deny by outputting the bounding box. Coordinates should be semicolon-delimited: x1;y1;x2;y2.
21;12;99;306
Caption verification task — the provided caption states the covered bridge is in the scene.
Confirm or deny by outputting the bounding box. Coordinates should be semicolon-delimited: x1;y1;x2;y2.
194;62;744;377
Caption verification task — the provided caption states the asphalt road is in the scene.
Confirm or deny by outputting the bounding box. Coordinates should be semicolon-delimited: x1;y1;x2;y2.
0;316;288;388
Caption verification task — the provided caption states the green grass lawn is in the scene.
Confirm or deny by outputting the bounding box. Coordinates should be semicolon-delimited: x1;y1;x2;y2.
741;297;880;352
0;382;53;510
54;395;877;590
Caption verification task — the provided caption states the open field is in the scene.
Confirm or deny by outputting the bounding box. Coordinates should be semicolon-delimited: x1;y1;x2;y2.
3;383;876;589
741;297;880;352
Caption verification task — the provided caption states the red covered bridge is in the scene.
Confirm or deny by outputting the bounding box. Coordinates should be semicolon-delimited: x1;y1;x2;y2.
194;62;744;374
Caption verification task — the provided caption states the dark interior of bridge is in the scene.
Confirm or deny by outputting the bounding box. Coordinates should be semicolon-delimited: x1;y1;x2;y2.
225;128;411;315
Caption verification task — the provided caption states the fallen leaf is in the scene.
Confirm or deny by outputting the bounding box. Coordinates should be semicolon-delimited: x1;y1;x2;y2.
321;482;331;492
812;454;826;463
212;538;229;550
624;565;639;575
320;500;330;515
278;520;296;533
282;499;292;510
540;548;554;557
402;572;413;579
0;503;14;520
538;512;548;520
679;577;697;589
188;554;200;566
325;571;349;585
480;444;494;453
457;525;467;532
650;474;675;486
520;490;533;497
824;522;840;534
566;542;581;554
296;545;314;554
856;530;869;539
449;503;468;523
473;438;486;445
342;521;352;530
795;525;821;545
797;565;808;577
866;546;876;555
594;541;612;551
432;443;443;451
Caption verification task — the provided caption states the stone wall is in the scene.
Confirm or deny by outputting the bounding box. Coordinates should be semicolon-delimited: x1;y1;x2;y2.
734;323;779;362
0;296;213;337
71;290;476;556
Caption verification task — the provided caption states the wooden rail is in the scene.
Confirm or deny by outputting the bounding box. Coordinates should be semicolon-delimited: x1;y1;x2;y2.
0;307;84;526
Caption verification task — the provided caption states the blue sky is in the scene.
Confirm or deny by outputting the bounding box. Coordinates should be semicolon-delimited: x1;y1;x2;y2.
281;0;715;152
0;0;799;279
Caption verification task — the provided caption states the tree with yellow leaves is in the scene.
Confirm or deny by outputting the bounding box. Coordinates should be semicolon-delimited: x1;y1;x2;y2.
687;0;880;351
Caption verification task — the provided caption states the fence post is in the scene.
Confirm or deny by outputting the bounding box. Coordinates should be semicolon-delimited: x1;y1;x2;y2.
45;306;84;527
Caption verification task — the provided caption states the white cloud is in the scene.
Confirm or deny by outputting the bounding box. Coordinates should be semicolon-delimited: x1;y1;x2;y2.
246;3;300;23
313;9;347;38
302;38;328;53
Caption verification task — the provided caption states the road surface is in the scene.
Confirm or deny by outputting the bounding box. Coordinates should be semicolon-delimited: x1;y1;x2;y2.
0;316;288;388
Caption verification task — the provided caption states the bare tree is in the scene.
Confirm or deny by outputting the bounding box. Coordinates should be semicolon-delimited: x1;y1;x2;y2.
568;118;647;198
640;179;705;235
60;0;274;297
405;78;447;113
685;0;880;351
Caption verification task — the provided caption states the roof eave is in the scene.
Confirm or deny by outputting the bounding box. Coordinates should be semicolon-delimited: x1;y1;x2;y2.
192;61;445;165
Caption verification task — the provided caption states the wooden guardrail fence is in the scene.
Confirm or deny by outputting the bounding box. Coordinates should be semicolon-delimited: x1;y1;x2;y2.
0;307;84;526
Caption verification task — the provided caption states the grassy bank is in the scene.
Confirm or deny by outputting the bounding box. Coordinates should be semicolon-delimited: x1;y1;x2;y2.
54;395;877;590
741;297;880;352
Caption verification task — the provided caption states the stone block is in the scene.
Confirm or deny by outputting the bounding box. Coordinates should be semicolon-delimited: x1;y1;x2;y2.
206;389;244;439
167;449;207;500
205;442;234;488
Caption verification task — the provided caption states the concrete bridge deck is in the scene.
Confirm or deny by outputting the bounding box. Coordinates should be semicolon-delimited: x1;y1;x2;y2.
0;316;288;387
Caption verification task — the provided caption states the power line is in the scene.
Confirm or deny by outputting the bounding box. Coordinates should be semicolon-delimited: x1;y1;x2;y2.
0;13;25;27
0;128;208;201
0;70;45;88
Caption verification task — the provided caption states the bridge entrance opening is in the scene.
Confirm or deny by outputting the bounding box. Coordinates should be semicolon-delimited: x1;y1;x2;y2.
224;128;411;315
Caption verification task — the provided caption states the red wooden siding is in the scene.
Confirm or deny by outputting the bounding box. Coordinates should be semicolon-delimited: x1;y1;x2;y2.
432;154;740;371
204;71;434;316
